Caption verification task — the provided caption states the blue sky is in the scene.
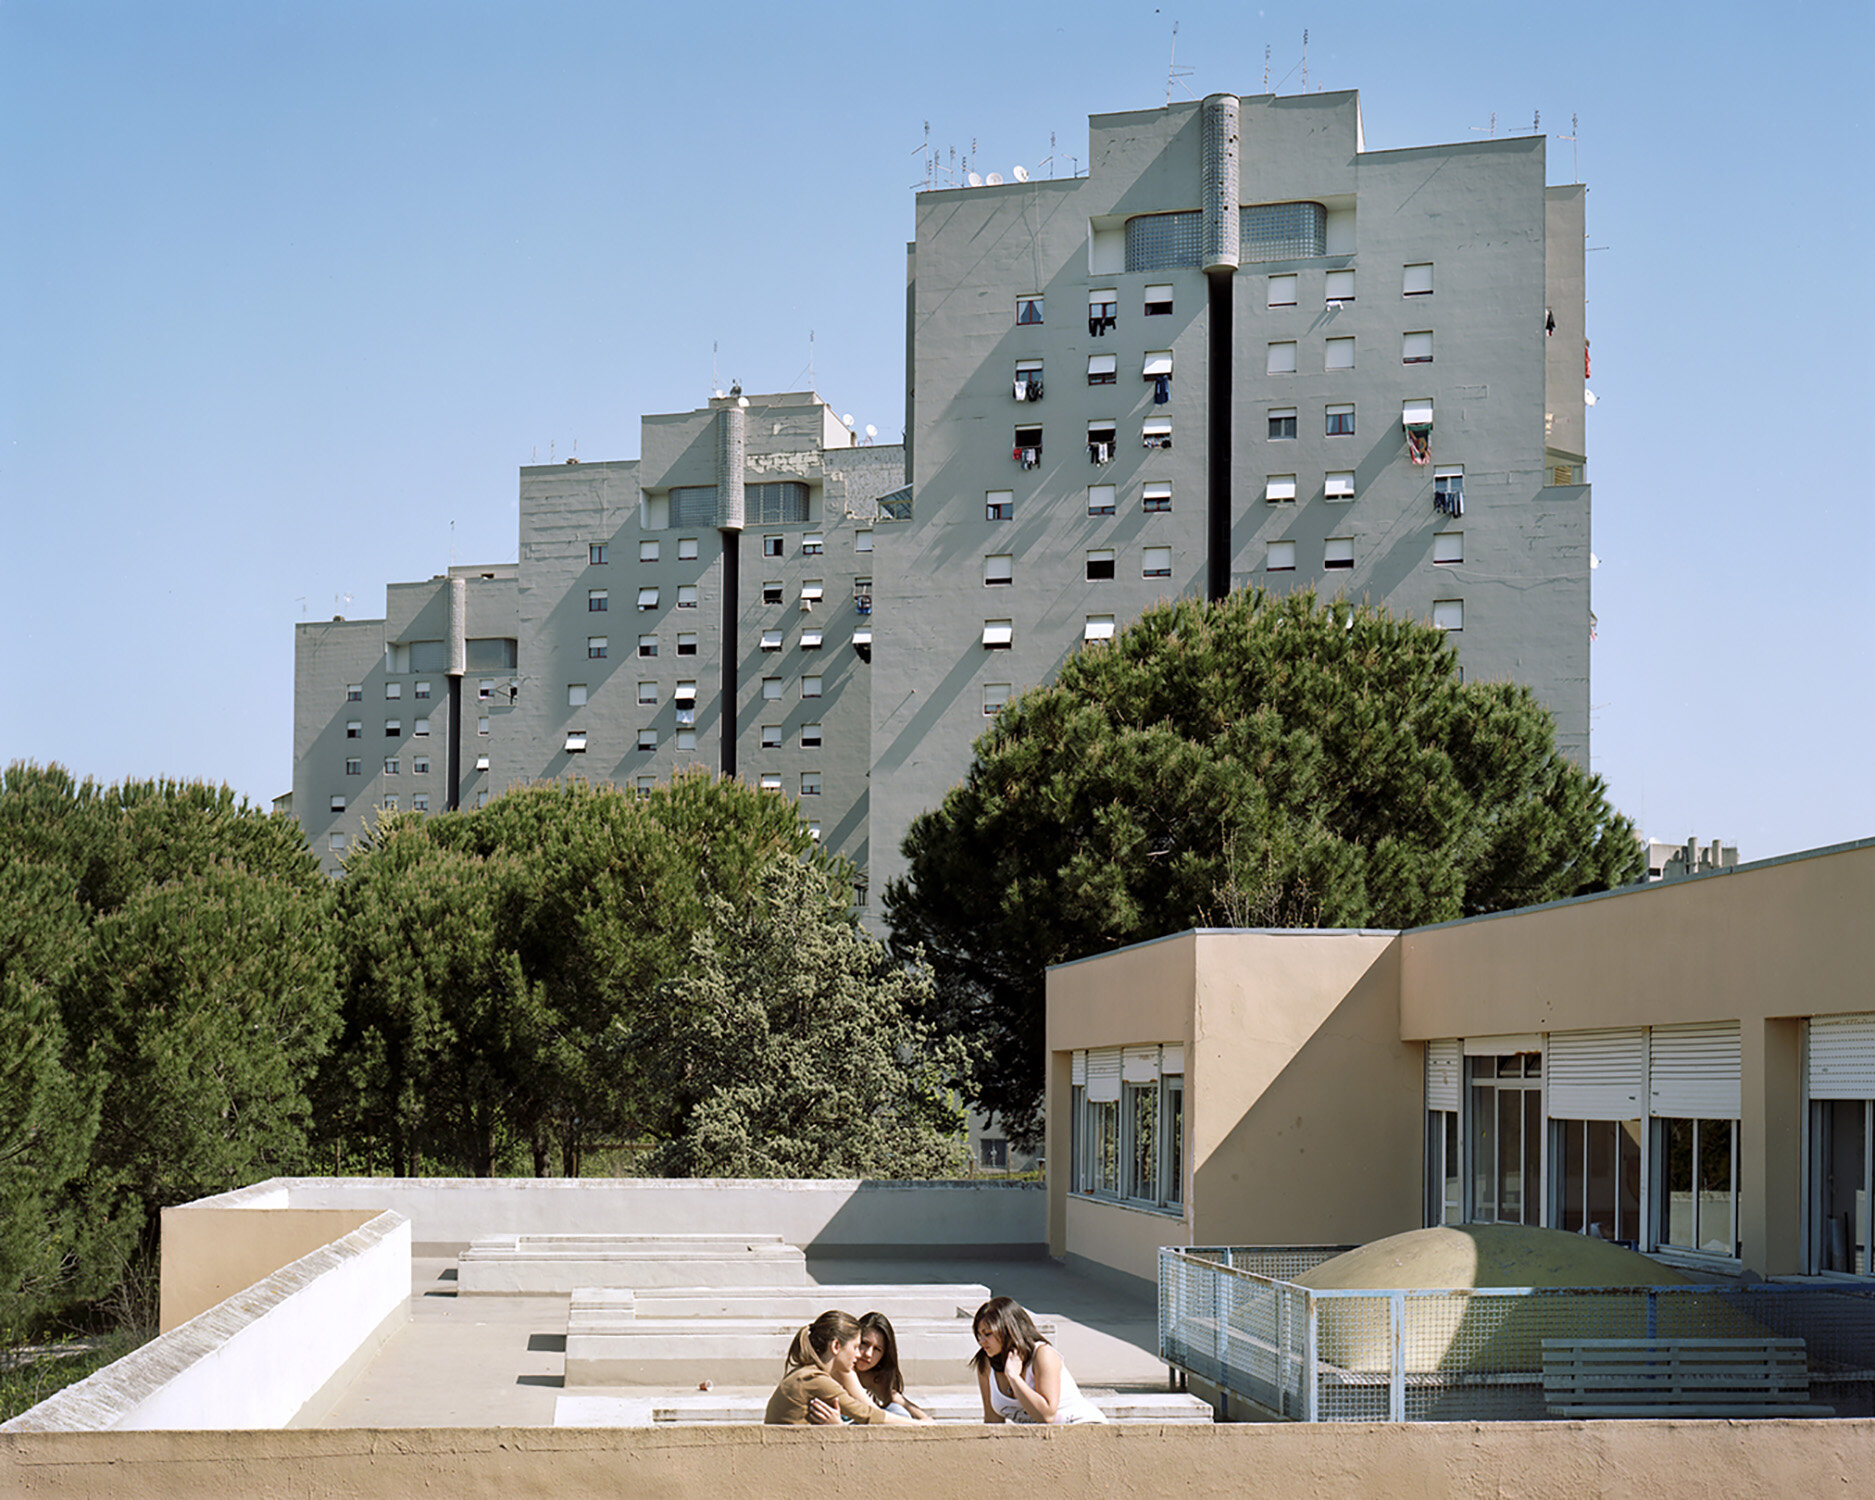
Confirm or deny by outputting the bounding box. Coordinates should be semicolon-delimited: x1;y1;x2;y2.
4;0;1871;862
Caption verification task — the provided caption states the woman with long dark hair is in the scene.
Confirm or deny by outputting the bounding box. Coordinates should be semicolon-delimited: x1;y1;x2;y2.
970;1296;1106;1424
764;1309;919;1425
843;1311;931;1420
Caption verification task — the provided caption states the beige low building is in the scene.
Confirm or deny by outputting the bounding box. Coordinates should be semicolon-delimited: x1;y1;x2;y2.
1048;837;1875;1291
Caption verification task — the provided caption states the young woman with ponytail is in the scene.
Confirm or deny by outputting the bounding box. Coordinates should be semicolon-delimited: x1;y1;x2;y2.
763;1310;920;1425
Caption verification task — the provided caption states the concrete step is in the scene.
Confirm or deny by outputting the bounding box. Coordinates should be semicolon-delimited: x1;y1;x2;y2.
458;1234;809;1294
554;1389;1216;1425
569;1283;992;1325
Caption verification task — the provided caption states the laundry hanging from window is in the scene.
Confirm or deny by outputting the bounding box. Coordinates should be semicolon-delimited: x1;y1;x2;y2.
1153;374;1170;405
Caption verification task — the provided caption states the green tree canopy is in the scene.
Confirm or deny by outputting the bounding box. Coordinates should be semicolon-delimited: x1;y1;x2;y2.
885;589;1643;1143
634;855;966;1179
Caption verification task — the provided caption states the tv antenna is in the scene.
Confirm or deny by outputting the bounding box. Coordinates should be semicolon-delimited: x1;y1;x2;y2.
1166;21;1195;105
1471;111;1498;139
1263;44;1271;92
1300;29;1308;91
1554;112;1580;183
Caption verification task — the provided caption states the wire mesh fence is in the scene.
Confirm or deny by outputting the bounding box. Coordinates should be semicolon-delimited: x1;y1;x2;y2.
1160;1247;1875;1421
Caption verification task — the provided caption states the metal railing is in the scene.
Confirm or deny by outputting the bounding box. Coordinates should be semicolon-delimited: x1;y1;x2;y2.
1160;1246;1875;1422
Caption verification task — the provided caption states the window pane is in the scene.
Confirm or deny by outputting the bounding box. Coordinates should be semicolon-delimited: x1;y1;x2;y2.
1127;1083;1157;1202
1697;1118;1735;1255
1498;1088;1522;1224
1471;1080;1496;1221
1660;1116;1696;1248
1524;1088;1542;1226
1165;1081;1184;1206
1817;1099;1872;1272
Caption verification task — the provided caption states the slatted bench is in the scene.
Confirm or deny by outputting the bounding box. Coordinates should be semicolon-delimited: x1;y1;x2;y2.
1542;1337;1835;1418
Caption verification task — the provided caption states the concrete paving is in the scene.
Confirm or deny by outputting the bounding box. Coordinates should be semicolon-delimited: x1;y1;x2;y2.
302;1251;1172;1428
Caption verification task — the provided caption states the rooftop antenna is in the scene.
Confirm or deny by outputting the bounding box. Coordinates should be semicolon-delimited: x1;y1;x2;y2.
712;340;722;397
1300;29;1308;91
1553;111;1580;183
808;329;815;392
1263;44;1271;92
1532;109;1540;135
1166;21;1195;105
1471;111;1498;139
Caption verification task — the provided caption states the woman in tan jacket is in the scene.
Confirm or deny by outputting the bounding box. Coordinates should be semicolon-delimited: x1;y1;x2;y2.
763;1310;920;1425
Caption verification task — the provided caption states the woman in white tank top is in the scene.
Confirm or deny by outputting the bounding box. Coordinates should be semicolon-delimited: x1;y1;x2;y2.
971;1296;1107;1425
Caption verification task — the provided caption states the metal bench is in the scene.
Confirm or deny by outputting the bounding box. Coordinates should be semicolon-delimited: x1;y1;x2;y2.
1542;1337;1835;1419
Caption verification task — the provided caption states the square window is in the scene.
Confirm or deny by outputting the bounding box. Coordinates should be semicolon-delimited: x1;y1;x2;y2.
1143;283;1173;316
412;794;429;812
346;720;361;739
982;619;1013;650
1014;358;1043;401
591;589;610;611
1324;269;1355;303
592;542;611;564
1404;262;1434;296
986;490;1013;521
1087;289;1117;333
383;757;400;775
983;682;1011;716
1325;337;1355;370
1267;341;1297;375
635;587;657;610
478;679;493;701
1087;353;1117;386
1087;484;1116;516
638;540;657;562
329;832;347;853
1267;274;1297;307
674;729;696;750
1434;531;1463;564
1266;475;1298;503
1142;545;1171;579
638;728;658;750
800;580;823;603
677;632;698;656
674;679;697;703
381;792;398;812
1141;417;1172;449
1266;540;1296;572
414;717;429;736
1403;330;1434;364
762;677;782;700
761;629;784;652
676;585;698;609
855;530;873;553
1086;421;1117;463
764;535;784;558
346;683;362;701
800;722;822;747
1324;537;1355;570
763;580;783;603
1432;599;1464;631
806;821;822;841
674;704;695;727
800;772;821;797
568;684;587;707
474;755;489;771
1084;614;1115;642
474;789;488;807
761;724;782;749
477;717;489;735
1326;403;1355;436
345;758;361;776
853;577;871;597
759;773;782;792
984;554;1013;586
385;720;401;737
635;777;654;798
1016;294;1043;325
412;756;429;774
1013;423;1042;464
1268;407;1297;440
1085;549;1115;581
414;681;431;699
636;634;655;657
802;675;823;698
330;794;345;813
1325;471;1356;501
1142;482;1172;513
802;533;824;556
679;536;699;560
384;682;401;699
590;636;609;658
800;628;822;649
637;681;657;704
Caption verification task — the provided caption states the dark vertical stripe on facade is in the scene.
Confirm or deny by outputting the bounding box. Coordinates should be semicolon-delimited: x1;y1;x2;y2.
1206;271;1234;601
446;678;463;811
719;532;739;775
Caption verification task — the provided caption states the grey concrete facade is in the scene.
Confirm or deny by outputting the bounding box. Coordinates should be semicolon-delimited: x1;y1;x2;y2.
870;91;1591;898
295;89;1594;908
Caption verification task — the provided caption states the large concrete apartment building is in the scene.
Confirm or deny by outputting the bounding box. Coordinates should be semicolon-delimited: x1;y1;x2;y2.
294;88;1593;893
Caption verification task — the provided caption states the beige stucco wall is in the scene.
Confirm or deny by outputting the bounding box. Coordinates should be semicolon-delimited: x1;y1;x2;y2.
6;1420;1870;1498
1048;929;1419;1284
159;1207;380;1332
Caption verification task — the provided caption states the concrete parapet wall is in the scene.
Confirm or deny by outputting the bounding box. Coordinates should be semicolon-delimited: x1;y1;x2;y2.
5;1419;1870;1496
272;1177;1046;1252
4;1212;410;1433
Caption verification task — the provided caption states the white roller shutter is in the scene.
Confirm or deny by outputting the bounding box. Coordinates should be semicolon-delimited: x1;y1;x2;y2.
1425;1040;1460;1111
1071;1051;1086;1087
1464;1034;1543;1057
1161;1044;1185;1076
1649;1022;1741;1119
1123;1046;1160;1084
1809;1014;1875;1100
1548;1029;1645;1120
1086;1047;1122;1104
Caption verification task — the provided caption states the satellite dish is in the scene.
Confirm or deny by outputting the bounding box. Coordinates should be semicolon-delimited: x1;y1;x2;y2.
865;424;878;439
842;413;854;427
967;171;983;187
1584;390;1597;407
1012;165;1029;182
985;172;1003;185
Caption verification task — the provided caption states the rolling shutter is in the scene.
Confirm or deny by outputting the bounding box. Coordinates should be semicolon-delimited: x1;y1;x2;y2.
1071;1051;1086;1087
1650;1023;1741;1119
1548;1029;1645;1120
1161;1044;1184;1076
1122;1046;1160;1084
1425;1040;1460;1112
1809;1014;1875;1100
1086;1048;1122;1104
